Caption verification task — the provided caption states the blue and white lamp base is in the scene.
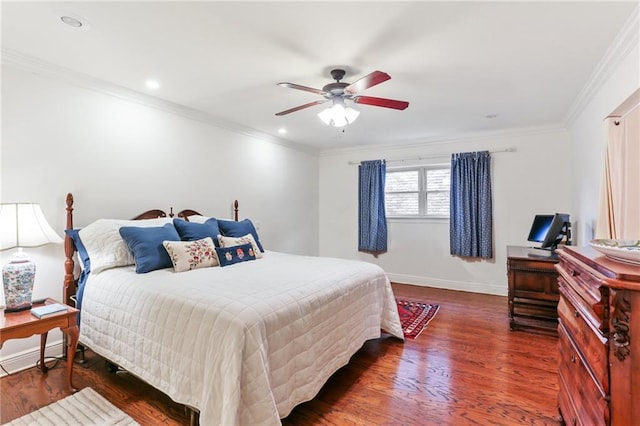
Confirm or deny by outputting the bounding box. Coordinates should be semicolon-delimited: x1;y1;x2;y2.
2;253;36;312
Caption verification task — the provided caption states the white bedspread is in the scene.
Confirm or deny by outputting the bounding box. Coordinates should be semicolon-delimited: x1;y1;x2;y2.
79;251;403;425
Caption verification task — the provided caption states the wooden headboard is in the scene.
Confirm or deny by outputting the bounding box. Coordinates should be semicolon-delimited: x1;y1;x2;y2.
63;193;239;306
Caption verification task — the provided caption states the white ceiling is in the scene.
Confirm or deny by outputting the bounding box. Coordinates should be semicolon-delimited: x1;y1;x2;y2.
1;1;636;150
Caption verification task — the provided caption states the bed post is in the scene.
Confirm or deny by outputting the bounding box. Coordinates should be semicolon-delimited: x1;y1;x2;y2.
234;200;239;222
63;193;76;307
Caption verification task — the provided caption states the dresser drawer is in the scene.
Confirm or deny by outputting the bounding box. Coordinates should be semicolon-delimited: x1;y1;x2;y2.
559;371;582;426
508;257;559;298
556;254;608;333
558;323;609;426
558;290;608;394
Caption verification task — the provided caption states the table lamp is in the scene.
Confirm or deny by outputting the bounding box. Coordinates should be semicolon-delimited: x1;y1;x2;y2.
0;203;63;312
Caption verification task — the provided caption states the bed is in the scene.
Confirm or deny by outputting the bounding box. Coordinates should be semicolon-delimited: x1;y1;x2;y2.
62;193;403;425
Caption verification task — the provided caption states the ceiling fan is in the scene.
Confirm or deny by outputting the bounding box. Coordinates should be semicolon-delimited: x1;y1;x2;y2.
276;69;409;127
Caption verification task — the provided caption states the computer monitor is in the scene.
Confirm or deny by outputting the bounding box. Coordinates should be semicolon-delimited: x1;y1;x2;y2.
527;215;554;243
541;213;571;250
527;213;571;251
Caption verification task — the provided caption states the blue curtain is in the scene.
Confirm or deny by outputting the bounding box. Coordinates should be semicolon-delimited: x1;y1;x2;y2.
358;160;387;253
450;151;493;258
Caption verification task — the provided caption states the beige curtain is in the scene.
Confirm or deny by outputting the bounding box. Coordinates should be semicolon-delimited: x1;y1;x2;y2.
596;106;640;239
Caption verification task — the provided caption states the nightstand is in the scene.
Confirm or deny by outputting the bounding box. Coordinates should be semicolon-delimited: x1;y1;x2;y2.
507;245;560;334
1;298;79;391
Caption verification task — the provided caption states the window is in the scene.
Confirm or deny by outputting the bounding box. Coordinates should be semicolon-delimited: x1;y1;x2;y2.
385;166;450;218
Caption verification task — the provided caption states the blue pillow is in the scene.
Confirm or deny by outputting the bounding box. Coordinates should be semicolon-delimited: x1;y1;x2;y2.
119;223;180;273
173;218;221;246
215;243;256;267
218;219;263;252
64;229;91;272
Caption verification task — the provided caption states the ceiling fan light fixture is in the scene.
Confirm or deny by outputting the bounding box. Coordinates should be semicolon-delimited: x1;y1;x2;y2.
344;106;360;123
317;102;359;128
317;107;333;126
277;69;407;126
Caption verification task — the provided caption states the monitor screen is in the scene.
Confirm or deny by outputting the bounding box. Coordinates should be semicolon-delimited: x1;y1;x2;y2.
527;215;554;243
541;213;571;250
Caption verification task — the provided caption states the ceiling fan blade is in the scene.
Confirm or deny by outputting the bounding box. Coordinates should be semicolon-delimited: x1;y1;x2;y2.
353;96;409;110
344;71;391;95
277;82;327;96
275;100;328;116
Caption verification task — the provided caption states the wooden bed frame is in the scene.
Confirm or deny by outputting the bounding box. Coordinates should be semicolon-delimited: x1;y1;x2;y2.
62;193;240;424
62;192;239;308
60;193;401;425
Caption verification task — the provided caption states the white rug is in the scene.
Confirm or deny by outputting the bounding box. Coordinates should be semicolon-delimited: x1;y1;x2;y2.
4;387;139;426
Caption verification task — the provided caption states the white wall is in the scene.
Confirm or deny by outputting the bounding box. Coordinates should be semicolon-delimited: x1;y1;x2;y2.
568;17;640;244
316;7;639;297
0;63;319;372
319;128;571;296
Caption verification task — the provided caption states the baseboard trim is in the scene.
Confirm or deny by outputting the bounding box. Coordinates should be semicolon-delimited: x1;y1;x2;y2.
387;273;507;296
0;341;64;377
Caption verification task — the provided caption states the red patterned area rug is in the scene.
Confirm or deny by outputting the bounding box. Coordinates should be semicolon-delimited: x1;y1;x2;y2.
397;300;440;339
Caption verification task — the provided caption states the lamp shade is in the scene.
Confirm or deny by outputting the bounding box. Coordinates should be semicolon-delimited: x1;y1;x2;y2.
317;99;360;128
0;203;63;250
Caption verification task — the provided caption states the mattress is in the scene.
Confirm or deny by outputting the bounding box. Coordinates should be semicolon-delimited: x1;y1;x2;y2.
79;251;403;425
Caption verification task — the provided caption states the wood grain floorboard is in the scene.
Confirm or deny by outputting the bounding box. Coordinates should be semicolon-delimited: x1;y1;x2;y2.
1;284;560;425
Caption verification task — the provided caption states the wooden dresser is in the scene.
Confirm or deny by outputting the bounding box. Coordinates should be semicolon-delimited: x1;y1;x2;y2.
555;246;640;426
507;246;560;333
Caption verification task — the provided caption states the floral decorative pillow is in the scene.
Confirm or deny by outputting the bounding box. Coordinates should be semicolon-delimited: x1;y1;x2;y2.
217;233;263;259
163;237;219;272
215;243;256;267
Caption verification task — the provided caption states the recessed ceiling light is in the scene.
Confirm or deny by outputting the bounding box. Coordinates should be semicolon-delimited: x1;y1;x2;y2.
56;11;91;30
278;128;287;134
146;80;160;90
61;16;83;28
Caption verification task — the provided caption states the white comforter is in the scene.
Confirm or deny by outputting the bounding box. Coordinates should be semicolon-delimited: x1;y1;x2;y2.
79;251;403;425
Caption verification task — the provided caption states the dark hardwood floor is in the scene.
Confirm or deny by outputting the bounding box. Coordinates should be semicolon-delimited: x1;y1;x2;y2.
1;284;560;425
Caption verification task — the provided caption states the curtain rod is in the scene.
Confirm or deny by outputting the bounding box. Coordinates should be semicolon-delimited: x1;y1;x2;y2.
347;147;515;165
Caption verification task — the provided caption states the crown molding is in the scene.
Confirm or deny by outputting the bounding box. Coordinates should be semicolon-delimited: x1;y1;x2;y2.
319;122;567;157
564;5;640;126
1;48;320;156
609;87;640;118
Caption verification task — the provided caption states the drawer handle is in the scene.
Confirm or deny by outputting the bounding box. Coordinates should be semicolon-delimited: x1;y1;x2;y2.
570;355;576;364
572;418;577;426
574;309;580;318
570;269;580;277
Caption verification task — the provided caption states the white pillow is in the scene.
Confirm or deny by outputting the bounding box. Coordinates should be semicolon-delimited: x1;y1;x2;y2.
185;215;211;224
163;237;219;272
78;217;172;274
217;233;263;259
